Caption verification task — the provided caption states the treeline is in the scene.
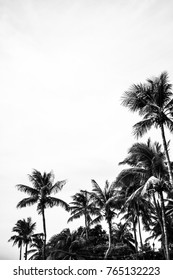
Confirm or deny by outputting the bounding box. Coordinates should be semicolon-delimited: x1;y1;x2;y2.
9;72;173;260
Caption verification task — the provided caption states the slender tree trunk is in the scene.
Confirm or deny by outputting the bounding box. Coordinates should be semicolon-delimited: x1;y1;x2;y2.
84;210;89;241
25;243;28;260
104;220;112;259
160;124;173;188
132;212;138;257
19;245;22;260
136;203;143;251
152;192;166;256
42;207;47;260
152;192;163;232
160;191;170;260
137;215;143;251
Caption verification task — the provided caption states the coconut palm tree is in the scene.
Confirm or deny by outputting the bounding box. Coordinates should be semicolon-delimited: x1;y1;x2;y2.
115;169;152;254
90;180;119;259
68;190;98;241
16;169;69;260
27;233;44;260
121;71;173;188
118;139;170;259
8;222;23;260
8;217;36;260
112;222;135;251
46;228;87;260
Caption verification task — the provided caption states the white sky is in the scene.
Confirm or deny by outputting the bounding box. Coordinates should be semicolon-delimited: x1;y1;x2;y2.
1;0;173;259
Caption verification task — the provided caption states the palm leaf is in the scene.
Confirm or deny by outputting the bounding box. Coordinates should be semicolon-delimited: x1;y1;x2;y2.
50;180;67;194
16;184;38;196
17;196;38;208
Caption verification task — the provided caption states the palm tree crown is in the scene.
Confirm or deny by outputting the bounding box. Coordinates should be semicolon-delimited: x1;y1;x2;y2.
121;71;173;187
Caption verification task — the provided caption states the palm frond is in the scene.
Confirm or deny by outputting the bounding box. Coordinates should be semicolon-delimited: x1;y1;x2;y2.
16;184;38;196
67;211;84;223
17;196;38;208
133;118;155;138
43;196;69;211
50;180;67;194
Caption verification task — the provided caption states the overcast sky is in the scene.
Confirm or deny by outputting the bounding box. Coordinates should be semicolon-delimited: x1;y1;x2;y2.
1;0;173;259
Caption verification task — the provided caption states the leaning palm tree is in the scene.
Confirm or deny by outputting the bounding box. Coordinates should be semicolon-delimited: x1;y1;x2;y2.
90;180;119;259
8;217;36;260
16;169;69;260
68;190;97;241
121;71;173;187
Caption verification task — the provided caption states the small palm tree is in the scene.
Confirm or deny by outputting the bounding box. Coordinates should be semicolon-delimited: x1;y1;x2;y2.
8;217;36;260
91;180;119;259
46;228;86;260
121;71;173;187
16;169;69;260
8;230;23;260
27;233;44;260
68;190;97;240
112;222;135;251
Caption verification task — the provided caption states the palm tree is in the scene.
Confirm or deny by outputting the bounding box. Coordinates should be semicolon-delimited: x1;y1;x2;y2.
27;233;44;260
118;139;170;259
46;228;86;260
115;169;153;254
112;222;135;251
91;180;119;259
8;223;23;260
121;71;173;188
68;190;97;241
8;217;36;260
16;169;69;260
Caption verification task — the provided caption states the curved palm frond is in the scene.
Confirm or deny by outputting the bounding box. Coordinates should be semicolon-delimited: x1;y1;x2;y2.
17;196;38;208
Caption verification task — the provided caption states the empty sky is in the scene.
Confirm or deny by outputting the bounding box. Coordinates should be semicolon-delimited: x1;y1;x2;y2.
1;0;173;259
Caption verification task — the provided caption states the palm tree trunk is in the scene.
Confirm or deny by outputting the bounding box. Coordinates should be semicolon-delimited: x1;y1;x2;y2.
137;215;143;251
25;243;28;260
42;207;47;260
152;192;163;231
152;192;166;255
84;211;89;241
160;191;169;260
132;212;138;257
136;203;143;251
19;245;22;260
160;124;173;188
104;220;112;259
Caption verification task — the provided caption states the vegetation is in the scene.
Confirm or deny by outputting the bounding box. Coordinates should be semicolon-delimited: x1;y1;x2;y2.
16;169;69;259
8;71;173;260
8;217;36;260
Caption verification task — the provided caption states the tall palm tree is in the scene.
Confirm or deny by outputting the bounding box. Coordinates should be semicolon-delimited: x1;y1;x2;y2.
121;71;173;187
118;139;170;259
16;169;69;260
68;190;97;241
115;169;152;254
8;217;36;260
141;176;170;259
91;180;119;259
